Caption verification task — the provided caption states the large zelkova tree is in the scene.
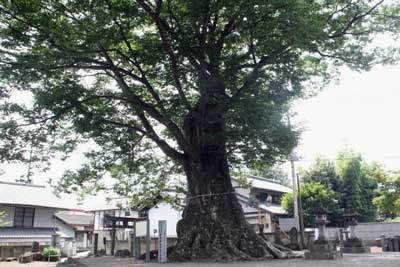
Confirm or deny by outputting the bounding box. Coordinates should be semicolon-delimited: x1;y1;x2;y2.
0;0;399;261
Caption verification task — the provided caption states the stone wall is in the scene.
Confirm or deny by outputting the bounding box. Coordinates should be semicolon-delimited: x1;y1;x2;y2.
357;222;400;242
322;222;400;245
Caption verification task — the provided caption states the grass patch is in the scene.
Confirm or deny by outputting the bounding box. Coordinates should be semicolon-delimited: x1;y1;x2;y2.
385;217;400;222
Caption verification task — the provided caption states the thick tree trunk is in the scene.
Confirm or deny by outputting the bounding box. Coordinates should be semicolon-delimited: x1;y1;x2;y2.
170;83;272;261
170;157;273;261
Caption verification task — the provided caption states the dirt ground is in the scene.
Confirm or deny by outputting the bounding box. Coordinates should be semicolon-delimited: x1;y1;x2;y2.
1;252;400;267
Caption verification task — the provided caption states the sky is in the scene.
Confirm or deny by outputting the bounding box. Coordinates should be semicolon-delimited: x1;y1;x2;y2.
291;63;400;171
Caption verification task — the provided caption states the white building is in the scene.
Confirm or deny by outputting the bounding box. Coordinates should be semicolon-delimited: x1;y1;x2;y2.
84;196;182;255
0;181;93;259
233;175;292;233
54;212;93;250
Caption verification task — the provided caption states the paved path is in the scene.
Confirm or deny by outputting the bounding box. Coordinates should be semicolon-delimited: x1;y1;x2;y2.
2;253;400;267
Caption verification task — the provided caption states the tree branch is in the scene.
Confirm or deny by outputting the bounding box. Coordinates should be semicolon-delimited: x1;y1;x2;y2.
99;46;191;157
329;0;384;39
136;0;191;110
137;112;184;161
226;45;292;110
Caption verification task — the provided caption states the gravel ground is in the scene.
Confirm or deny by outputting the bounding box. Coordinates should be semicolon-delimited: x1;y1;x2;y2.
1;253;400;267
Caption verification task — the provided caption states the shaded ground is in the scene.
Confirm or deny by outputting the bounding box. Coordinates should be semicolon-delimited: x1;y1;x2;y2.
1;252;400;267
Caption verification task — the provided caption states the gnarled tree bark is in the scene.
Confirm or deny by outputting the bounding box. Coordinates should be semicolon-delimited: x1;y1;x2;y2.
170;79;274;261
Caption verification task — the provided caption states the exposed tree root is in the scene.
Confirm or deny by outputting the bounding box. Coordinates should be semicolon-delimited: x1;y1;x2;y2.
169;194;303;261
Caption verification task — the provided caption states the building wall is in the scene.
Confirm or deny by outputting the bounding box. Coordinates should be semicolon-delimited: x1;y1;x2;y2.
0;205;15;227
94;204;181;238
146;203;182;238
0;205;58;228
55;219;75;238
33;207;57;228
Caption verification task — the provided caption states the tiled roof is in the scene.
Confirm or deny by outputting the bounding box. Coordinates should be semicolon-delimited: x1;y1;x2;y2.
0;181;75;209
0;227;56;238
246;175;292;193
232;175;292;194
259;204;288;215
55;213;93;226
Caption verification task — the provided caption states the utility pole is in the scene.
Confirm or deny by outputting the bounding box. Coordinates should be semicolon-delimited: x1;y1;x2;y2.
287;114;299;231
297;173;305;248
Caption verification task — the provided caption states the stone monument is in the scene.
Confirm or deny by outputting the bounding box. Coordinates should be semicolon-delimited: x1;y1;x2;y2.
305;213;342;260
340;214;370;253
158;220;167;263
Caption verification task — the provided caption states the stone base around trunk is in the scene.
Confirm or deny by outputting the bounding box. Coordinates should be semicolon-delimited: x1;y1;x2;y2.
305;242;343;260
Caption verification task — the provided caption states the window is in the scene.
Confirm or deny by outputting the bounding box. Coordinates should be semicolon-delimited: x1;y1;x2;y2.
75;232;84;242
272;195;281;204
102;210;117;228
139;209;148;217
14;207;35;227
258;193;268;203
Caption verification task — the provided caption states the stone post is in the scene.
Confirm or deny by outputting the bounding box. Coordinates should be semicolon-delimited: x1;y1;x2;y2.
315;214;328;244
339;229;344;245
93;233;98;256
349;223;358;239
394;236;400;252
274;225;282;245
258;224;265;238
388;238;394;251
381;235;387;252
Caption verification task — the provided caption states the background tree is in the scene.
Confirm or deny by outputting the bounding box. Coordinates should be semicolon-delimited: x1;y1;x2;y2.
0;0;398;261
373;171;400;220
292;150;381;226
336;151;377;221
281;181;342;227
301;156;341;192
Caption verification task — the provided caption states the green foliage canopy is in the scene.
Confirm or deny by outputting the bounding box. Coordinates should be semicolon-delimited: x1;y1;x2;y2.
336;151;377;221
373;171;400;219
288;151;387;225
281;181;341;227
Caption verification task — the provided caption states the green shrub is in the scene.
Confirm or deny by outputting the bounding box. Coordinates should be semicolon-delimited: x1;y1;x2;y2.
41;246;61;261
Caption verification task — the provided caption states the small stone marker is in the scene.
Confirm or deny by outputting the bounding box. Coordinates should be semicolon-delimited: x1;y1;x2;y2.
19;253;33;263
31;241;40;253
394;236;400;252
381;235;388;252
289;227;299;250
274;225;283;245
158;220;167;263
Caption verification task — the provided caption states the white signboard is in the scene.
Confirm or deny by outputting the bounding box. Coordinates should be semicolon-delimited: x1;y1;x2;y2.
158;220;167;262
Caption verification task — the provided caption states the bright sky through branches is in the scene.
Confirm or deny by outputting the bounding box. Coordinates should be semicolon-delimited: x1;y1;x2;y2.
293;63;400;170
2;62;400;184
